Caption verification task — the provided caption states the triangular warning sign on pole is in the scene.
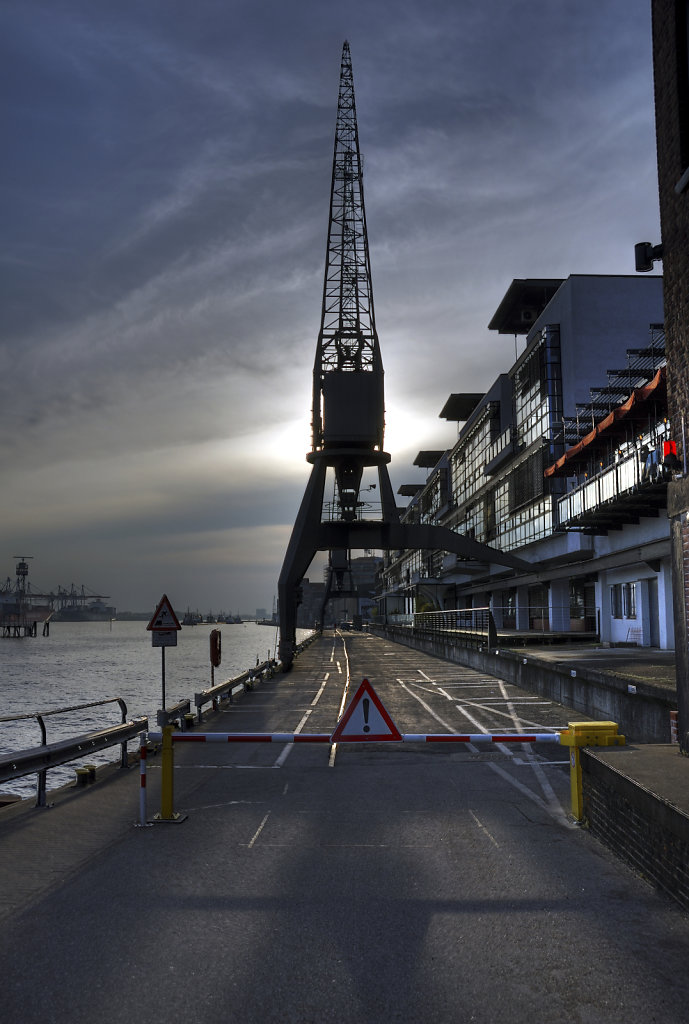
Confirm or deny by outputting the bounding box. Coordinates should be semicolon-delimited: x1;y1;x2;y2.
331;678;402;742
147;594;182;632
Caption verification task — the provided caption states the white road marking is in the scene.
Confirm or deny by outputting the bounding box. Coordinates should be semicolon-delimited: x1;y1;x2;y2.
468;808;500;848
184;799;259;812
248;812;271;848
497;680;569;827
329;668;354;768
400;678;572;828
273;709;312;767
397;680;457;732
311;676;328;705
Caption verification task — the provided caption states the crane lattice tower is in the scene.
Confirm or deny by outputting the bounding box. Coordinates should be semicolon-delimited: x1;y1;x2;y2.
277;42;527;669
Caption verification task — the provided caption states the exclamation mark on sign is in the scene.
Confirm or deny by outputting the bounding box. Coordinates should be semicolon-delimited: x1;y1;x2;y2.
362;697;370;733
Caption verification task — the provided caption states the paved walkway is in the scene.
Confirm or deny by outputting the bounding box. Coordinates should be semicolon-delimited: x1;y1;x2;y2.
513;642;677;694
1;632;688;1023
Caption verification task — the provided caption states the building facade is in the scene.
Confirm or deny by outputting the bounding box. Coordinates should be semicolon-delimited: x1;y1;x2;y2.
378;274;675;648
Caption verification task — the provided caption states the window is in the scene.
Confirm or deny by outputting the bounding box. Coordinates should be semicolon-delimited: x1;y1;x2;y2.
611;582;636;620
623;582;637;619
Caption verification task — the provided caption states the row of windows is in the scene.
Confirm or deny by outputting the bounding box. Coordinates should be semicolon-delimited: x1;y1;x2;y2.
450;405;499;506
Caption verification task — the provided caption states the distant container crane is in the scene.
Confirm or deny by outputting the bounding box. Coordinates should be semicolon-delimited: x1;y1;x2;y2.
0;557;113;635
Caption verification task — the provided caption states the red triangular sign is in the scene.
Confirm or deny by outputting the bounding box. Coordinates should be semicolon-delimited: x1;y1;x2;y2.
147;594;182;631
331;678;401;742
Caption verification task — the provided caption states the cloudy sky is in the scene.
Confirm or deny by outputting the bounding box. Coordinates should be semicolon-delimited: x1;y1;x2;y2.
1;0;661;615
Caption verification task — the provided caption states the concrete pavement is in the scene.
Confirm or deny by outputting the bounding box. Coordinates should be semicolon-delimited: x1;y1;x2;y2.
2;631;689;1023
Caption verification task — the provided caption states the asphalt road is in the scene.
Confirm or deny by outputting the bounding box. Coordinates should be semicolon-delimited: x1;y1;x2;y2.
3;630;689;1023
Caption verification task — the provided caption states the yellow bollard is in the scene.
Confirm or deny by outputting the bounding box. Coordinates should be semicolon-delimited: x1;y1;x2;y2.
560;721;625;822
153;725;187;823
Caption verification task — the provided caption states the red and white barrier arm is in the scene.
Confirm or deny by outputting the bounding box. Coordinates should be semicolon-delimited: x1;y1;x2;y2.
148;731;561;744
402;733;561;744
169;732;333;743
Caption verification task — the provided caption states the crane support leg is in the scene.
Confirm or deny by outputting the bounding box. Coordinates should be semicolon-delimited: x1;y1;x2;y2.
278;459;328;669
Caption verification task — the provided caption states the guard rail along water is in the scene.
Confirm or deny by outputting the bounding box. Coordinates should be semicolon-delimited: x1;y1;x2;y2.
194;632;320;722
194;658;277;723
156;699;192;730
0;698;148;807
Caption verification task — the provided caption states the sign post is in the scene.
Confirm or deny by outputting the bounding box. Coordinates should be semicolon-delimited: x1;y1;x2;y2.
147;595;182;709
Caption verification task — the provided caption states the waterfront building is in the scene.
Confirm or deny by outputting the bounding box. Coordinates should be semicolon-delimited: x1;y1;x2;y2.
377;273;677;648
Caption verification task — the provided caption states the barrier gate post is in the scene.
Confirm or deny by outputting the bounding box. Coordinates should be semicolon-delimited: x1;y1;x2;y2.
560;721;625;821
153;725;186;823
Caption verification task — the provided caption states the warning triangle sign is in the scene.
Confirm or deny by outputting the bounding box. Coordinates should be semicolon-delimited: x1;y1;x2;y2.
331;678;402;742
147;594;182;631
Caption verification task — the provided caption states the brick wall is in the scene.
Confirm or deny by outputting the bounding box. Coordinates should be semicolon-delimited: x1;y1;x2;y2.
652;1;689;751
583;749;689;912
652;1;689;450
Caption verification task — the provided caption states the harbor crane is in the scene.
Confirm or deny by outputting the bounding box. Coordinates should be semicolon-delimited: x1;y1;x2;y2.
277;42;528;669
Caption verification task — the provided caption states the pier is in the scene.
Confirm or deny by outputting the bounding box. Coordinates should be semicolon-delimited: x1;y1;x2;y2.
2;630;689;1023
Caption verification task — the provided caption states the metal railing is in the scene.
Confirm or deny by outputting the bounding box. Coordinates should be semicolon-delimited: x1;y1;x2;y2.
195;659;277;722
413;608;497;649
0;698;147;807
194;630;321;722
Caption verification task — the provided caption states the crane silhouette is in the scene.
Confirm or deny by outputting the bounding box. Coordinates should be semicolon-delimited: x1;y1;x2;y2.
277;42;527;669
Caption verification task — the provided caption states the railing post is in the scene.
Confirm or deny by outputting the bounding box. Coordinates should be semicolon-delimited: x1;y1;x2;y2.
487;611;497;649
35;714;47;808
117;699;129;769
138;732;148;826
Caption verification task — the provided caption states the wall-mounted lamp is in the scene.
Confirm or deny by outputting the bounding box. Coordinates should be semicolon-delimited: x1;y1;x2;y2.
634;241;663;272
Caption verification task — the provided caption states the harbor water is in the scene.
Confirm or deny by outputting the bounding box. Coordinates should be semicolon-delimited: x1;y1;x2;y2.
0;619;311;799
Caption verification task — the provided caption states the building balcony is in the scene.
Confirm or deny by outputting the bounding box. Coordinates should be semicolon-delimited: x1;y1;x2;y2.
557;449;670;532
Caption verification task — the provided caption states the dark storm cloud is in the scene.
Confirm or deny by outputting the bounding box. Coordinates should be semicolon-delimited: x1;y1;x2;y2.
0;0;660;610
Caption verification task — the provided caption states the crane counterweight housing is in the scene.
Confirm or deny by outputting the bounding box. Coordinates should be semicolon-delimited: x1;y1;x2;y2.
322;370;384;448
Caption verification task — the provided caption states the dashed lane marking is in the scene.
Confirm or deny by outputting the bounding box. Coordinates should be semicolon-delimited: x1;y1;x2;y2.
311;675;329;705
468;808;500;848
273;709;313;768
247;812;271;848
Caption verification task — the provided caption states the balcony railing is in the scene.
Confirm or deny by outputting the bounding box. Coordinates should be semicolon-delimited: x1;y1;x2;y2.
558;451;643;526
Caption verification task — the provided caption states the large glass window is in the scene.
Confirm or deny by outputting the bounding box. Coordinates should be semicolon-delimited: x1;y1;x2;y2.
611;582;636;620
623;582;637;619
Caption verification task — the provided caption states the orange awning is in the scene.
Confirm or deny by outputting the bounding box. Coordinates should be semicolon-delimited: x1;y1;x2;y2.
544;366;666;478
